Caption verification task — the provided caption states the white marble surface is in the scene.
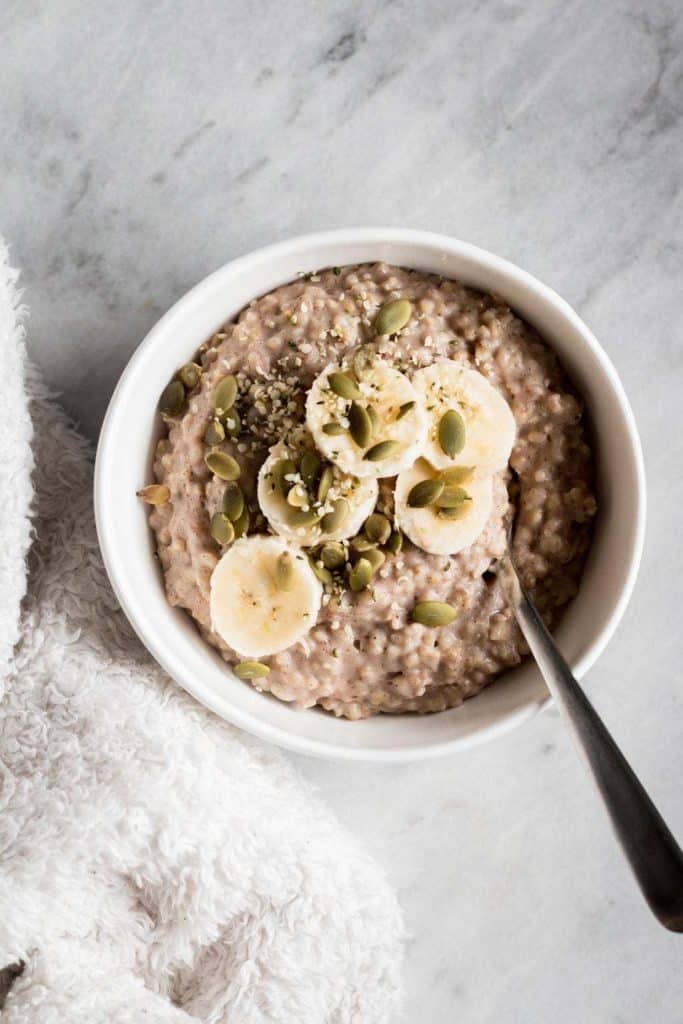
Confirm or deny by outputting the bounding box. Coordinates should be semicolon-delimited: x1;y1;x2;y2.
3;0;683;1019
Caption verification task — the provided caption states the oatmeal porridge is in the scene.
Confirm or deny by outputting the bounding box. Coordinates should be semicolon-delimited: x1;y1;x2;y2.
139;263;596;720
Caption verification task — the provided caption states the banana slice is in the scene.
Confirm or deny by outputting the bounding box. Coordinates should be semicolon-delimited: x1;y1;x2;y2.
210;535;322;658
305;359;427;478
395;460;494;556
413;361;516;475
257;439;378;546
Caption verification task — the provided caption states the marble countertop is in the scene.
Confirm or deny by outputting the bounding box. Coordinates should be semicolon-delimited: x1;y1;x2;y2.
3;1;682;1019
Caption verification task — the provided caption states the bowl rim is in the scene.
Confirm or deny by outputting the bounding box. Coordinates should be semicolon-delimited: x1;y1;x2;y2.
95;228;646;761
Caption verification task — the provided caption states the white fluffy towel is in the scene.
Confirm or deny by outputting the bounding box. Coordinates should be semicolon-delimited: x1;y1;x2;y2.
0;240;404;1023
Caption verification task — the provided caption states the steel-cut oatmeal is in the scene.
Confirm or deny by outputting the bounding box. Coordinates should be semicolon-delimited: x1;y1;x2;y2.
140;263;596;720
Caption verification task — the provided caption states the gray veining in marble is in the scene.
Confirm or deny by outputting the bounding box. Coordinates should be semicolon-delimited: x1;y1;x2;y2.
2;0;682;1020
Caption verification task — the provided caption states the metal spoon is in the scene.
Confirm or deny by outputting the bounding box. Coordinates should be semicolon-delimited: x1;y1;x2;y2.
499;546;683;932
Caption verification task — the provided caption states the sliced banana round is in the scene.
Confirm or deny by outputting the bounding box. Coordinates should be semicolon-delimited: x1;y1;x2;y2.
305;360;427;478
395;460;494;556
210;536;322;658
413;361;516;475
257;440;378;546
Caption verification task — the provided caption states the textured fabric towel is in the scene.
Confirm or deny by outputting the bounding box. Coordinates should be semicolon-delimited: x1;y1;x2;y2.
0;241;404;1023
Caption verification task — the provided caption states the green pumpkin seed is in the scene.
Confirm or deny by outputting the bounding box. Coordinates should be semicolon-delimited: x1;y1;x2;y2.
348;402;373;448
385;529;403;555
222;481;244;522
439;465;474;485
204;419;225;446
136;484;170;506
300;450;321;488
213;375;238;414
319;541;346;570
349;558;373;592
349;534;375;555
205;451;241;480
176;362;202;390
366;403;379;436
436;502;470;521
287;507;320;529
364;440;402;462
234;660;270;680
273;458;297;496
438;409;466;458
328;371;362;400
222;408;242;437
310;558;333;585
435;485;470;509
286;483;309;508
210;512;235;546
407;478;444;508
364;513;391;544
158;380;185;415
321;498;349;534
232;503;251;538
317;465;334;504
362;546;385;571
411;601;458;627
322;421;346;435
396;400;416;421
373;298;412;336
274;551;296;591
352;344;376;379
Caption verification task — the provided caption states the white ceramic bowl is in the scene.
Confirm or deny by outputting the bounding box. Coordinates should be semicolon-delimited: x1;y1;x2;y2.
94;229;645;761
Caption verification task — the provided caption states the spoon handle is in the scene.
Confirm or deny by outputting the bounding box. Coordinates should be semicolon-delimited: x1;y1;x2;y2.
512;577;683;932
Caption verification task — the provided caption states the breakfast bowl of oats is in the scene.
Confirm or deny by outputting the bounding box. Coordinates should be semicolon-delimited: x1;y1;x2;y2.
94;230;645;760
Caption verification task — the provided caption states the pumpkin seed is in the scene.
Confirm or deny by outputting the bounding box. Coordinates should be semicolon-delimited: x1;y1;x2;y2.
436;502;470;521
210;512;235;546
352;344;376;379
349;558;373;592
310;558;333;585
320;541;346;570
373;298;412;336
317;465;334;503
232;503;251;538
234;660;270;680
411;601;458;627
287;507;320;528
273;458;297;496
136;484;170;506
348;402;372;448
321;497;349;534
204;419;225;446
213;374;238;414
362;546;385;571
435;485;470;509
328;371;362;400
366;403;379;436
439;465;474;485
274;551;296;591
407;478;444;508
364;440;401;462
385;529;403;555
364;513;391;544
222;481;244;522
222;408;242;437
158;380;185;415
396;400;416;420
205;451;241;480
176;362;202;390
286;483;309;508
349;534;375;555
322;421;346;435
300;450;321;488
438;409;466;458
